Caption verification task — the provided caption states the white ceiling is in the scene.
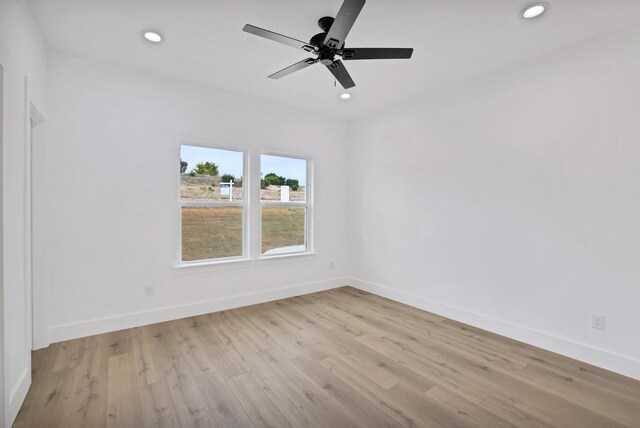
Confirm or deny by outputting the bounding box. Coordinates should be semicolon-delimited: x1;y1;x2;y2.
27;0;640;119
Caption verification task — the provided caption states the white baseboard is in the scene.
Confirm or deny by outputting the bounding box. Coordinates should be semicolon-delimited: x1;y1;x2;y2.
349;277;640;381
7;367;30;427
49;277;348;343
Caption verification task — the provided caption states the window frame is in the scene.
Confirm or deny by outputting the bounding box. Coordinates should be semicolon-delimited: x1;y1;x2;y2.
178;141;250;266
258;151;314;259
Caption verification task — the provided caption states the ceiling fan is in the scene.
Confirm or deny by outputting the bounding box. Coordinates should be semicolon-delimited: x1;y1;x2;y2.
242;0;413;89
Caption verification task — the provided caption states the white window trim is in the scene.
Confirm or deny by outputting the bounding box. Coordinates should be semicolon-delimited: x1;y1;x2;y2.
258;151;314;259
177;141;250;266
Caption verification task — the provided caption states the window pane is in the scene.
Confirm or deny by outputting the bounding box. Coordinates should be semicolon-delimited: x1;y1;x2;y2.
262;207;306;255
182;206;243;261
181;145;243;202
260;155;306;202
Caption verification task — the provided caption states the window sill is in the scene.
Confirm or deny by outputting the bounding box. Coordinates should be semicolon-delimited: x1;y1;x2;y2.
258;251;316;261
173;251;316;270
174;257;251;269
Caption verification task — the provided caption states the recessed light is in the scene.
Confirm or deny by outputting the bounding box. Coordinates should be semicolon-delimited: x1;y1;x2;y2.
340;93;351;100
143;31;163;43
522;3;547;19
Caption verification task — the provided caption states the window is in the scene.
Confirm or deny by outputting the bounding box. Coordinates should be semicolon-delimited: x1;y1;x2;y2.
180;144;246;262
260;154;310;256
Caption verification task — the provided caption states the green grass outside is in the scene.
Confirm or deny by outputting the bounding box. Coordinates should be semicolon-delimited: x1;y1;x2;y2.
261;206;305;254
181;206;305;261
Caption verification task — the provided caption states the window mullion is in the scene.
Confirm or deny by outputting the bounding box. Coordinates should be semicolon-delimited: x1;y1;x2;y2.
181;201;244;208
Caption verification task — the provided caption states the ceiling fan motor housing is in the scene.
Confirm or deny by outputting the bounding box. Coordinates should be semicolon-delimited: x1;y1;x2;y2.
310;32;328;49
319;50;335;65
312;17;339;65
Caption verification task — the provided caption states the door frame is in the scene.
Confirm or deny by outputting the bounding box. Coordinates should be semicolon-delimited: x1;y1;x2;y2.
0;59;6;428
28;99;48;350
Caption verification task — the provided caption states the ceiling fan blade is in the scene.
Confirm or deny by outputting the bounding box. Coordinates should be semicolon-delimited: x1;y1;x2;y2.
326;60;355;89
269;58;318;80
243;24;317;52
323;0;366;50
341;48;413;60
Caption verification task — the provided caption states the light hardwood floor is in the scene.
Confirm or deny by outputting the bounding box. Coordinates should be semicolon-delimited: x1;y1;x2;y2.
14;287;640;427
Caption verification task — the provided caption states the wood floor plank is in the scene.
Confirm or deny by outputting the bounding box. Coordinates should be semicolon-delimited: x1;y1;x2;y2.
312;328;401;389
227;373;293;428
68;367;108;428
195;371;255;428
30;342;62;382
254;310;308;357
290;354;407;428
138;379;180;428
256;347;361;427
209;318;277;382
131;333;163;387
52;338;86;372
222;310;277;352
513;343;640;399
106;353;143;428
319;356;428;427
386;381;474;428
478;395;556;428
425;386;518;428
519;362;640;427
279;296;340;331
14;367;78;426
258;375;332;428
356;334;490;404
163;347;217;427
17;287;640;428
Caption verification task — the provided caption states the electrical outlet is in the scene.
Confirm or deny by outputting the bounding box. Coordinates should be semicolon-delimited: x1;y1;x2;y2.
144;284;154;297
592;314;606;331
330;261;335;270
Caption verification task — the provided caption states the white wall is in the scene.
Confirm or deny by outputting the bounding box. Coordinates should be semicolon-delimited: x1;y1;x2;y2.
349;27;640;380
0;0;48;425
46;54;350;342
